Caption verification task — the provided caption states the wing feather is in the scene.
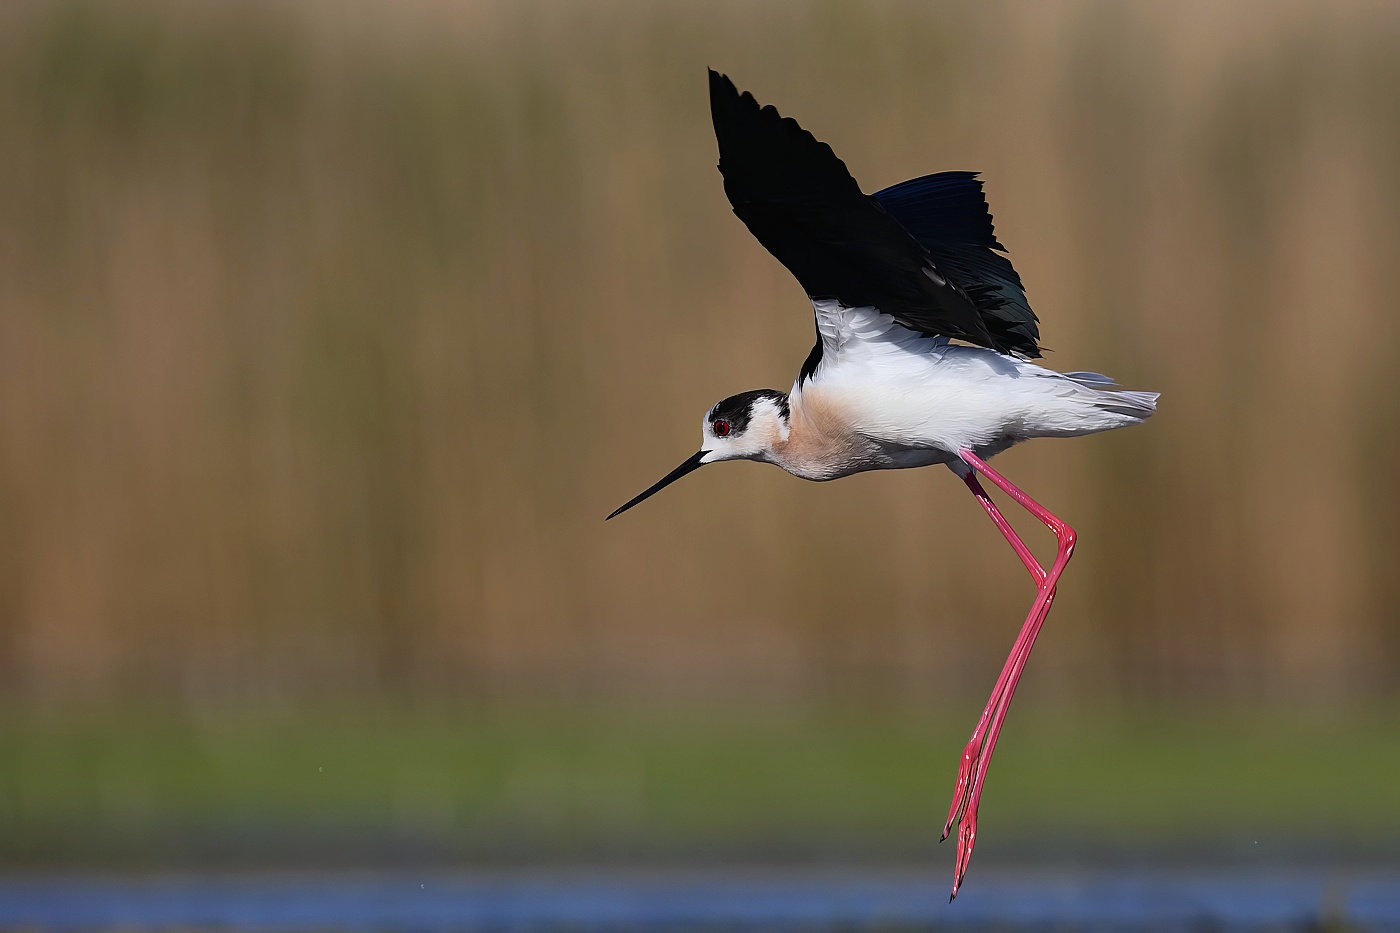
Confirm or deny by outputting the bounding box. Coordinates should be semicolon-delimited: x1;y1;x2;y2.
872;172;1040;357
709;70;998;362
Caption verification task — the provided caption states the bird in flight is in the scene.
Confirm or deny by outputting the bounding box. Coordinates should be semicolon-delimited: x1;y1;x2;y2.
608;69;1157;900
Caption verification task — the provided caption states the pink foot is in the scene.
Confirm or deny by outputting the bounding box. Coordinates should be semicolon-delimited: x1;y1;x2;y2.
950;800;978;901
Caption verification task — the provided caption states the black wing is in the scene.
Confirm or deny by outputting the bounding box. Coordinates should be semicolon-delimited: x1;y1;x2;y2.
872;172;1040;357
708;70;999;362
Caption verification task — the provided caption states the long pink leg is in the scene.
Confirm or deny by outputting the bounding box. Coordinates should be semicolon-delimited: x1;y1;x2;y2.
945;450;1077;901
951;589;1059;895
942;473;1049;837
940;473;1047;845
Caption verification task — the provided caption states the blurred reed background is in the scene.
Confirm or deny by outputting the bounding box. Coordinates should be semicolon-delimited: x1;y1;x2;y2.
0;0;1399;869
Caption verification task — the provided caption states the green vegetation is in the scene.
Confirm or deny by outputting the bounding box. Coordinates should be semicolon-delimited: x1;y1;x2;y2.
0;707;1396;867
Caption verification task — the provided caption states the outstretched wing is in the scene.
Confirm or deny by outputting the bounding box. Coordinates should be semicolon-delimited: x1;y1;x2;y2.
872;172;1040;358
708;70;1000;368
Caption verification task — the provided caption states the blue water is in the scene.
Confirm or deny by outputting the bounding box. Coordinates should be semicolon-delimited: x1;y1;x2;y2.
2;869;1399;930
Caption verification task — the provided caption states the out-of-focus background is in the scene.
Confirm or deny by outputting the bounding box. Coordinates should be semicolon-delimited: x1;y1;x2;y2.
0;0;1398;873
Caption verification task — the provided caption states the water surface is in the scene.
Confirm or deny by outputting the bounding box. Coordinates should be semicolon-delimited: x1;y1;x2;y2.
2;869;1398;930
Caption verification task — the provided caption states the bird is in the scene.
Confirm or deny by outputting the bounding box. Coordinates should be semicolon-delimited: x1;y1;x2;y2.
608;70;1158;901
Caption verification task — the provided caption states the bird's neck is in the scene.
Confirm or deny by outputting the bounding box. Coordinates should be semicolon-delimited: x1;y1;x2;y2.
767;387;878;481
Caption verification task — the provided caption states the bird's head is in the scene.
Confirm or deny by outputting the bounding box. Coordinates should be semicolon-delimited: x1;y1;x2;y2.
607;389;790;519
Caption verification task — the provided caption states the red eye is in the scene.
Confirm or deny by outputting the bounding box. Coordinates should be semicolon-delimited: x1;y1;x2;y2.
713;419;731;437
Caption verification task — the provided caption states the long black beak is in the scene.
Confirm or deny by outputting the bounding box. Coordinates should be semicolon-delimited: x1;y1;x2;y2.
606;450;707;520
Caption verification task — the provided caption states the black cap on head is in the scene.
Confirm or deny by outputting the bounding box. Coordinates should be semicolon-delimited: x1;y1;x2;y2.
708;389;789;435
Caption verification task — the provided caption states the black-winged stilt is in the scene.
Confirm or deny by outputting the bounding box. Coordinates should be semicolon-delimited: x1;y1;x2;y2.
608;70;1158;900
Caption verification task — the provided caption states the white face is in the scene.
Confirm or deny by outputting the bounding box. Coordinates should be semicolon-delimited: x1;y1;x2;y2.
607;389;794;520
700;395;789;463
